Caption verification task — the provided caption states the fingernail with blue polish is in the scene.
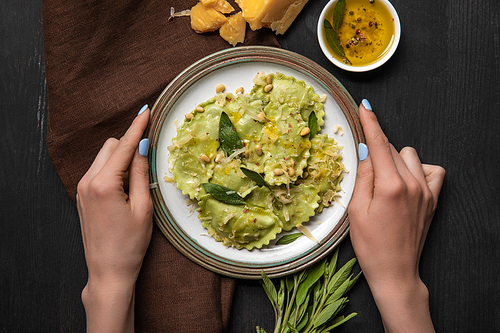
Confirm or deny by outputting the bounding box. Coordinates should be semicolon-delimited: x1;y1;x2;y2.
361;99;372;111
139;138;149;157
138;104;148;116
359;143;369;161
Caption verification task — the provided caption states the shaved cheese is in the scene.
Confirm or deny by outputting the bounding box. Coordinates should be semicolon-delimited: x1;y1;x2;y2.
334;197;345;208
226;147;247;162
297;223;319;244
283;204;290;221
222;212;234;225
333;124;344;136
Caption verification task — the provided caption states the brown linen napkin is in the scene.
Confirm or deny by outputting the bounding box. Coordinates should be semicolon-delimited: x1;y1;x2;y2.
41;0;280;331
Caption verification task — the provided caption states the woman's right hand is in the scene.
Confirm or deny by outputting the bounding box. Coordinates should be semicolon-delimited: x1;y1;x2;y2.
348;99;445;333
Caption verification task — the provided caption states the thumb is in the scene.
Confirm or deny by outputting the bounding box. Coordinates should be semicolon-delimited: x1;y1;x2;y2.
349;143;374;212
422;164;446;207
128;138;152;209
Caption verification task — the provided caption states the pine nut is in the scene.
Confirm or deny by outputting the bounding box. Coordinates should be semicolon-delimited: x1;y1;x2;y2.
216;84;225;93
235;87;244;94
254;145;262;156
199;154;210;163
215;153;223;163
266;74;273;84
274;168;284;176
195;106;204;112
300;127;311;136
264;84;273;92
185;113;194;120
256;112;266;123
244;150;250;158
288;167;295;177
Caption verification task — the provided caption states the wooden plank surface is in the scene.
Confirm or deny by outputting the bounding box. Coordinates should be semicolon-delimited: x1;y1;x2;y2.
1;0;499;332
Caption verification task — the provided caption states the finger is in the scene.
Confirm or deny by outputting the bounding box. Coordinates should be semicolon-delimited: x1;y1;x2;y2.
358;100;398;179
128;139;152;209
350;143;375;210
389;144;422;186
101;107;150;179
422;164;446;204
84;138;119;180
399;147;428;189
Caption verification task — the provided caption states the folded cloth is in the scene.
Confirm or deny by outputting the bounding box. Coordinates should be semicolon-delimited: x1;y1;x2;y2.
41;0;280;331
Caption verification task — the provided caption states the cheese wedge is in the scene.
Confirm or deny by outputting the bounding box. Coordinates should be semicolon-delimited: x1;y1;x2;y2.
235;0;309;34
219;12;246;46
201;0;235;14
190;2;228;33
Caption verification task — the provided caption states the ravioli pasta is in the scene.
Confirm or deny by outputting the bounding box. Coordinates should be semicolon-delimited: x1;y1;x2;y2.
167;72;345;250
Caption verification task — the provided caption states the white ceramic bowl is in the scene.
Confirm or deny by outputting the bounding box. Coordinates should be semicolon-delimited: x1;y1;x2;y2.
317;0;401;72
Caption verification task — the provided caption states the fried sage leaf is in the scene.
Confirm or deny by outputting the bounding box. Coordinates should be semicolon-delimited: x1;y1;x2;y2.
240;167;271;189
201;183;246;205
219;111;243;156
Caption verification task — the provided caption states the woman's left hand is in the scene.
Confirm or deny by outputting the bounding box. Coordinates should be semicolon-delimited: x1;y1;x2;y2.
77;105;153;332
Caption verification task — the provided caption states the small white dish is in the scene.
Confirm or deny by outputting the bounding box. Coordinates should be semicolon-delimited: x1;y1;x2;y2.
317;0;401;72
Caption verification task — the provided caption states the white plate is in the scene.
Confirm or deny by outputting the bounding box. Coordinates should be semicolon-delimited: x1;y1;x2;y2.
148;46;364;279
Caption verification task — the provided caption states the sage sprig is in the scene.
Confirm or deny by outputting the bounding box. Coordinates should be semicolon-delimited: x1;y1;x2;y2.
219;111;243;156
201;183;246;205
258;248;361;333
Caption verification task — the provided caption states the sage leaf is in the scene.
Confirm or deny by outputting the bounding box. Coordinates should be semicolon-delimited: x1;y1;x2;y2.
260;271;278;309
323;312;357;331
325;276;351;305
296;257;327;306
286;321;299;333
324;19;351;65
332;0;346;31
295;293;310;326
346;271;363;293
201;183;246;205
327;257;357;295
313;297;347;328
285;274;295;295
219;111;242;156
308;111;318;139
240;167;271;189
327;247;339;277
278;279;286;308
276;233;303;245
297;310;310;331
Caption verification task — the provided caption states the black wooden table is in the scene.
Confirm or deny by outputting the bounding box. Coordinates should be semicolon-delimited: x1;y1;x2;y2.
1;0;499;332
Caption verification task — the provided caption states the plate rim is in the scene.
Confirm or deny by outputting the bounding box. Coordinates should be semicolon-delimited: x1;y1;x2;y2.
148;46;364;279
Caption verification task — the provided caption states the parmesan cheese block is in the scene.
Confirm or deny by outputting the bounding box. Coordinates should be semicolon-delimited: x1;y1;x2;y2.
219;12;246;47
235;0;309;34
201;0;235;14
190;2;228;33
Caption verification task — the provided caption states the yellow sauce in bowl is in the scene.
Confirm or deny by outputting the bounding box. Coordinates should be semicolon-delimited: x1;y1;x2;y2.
323;0;396;67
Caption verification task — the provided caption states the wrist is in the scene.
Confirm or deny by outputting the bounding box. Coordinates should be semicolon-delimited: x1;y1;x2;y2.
370;279;435;333
82;280;136;333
